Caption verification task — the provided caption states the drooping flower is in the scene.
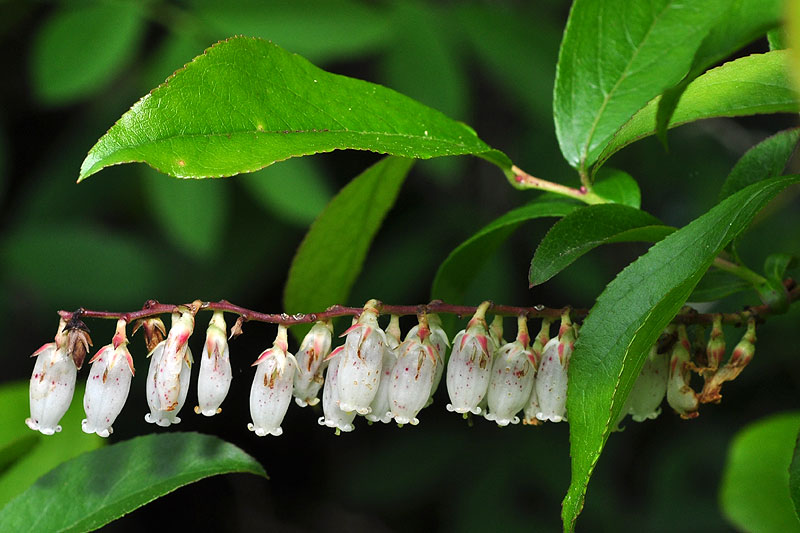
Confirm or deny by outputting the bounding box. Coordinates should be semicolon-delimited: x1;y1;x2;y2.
26;319;77;435
154;306;196;412
318;346;356;434
522;319;550;425
485;316;535;426
704;315;726;375
667;325;699;419
388;315;438;426
337;300;388;415
293;320;332;407
82;319;135;437
407;314;449;408
194;311;232;416
699;318;756;404
366;315;400;423
248;325;297;437
535;311;575;423
145;339;192;427
446;301;494;415
620;344;668;424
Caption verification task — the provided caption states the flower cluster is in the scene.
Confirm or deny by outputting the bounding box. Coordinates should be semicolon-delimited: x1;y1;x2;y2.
25;301;757;437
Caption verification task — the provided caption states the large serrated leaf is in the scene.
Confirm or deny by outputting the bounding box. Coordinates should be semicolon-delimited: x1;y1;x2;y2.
284;156;414;325
529;204;674;287
597;51;798;172
561;175;800;532
79;37;508;181
0;432;266;532
554;0;722;172
431;200;578;304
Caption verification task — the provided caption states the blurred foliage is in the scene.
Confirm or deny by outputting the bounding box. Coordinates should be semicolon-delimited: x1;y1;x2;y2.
0;0;798;531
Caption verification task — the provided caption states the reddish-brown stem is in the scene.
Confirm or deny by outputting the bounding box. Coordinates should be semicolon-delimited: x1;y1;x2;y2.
57;279;797;328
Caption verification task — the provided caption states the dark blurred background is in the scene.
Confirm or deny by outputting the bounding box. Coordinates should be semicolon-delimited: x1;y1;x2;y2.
1;0;799;531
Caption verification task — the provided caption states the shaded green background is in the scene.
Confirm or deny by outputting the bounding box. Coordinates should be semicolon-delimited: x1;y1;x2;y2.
1;0;798;530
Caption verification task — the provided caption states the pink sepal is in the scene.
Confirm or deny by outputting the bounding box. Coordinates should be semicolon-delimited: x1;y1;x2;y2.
252;348;274;366
324;345;344;362
31;342;54;358
339;323;366;338
88;346;109;365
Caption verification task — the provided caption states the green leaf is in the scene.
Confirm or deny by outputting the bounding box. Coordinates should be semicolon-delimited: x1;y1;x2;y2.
142;167;230;259
720;412;800;532
2;223;163;309
768;28;786;51
0;432;266;532
655;0;783;143
284;156;414;320
765;252;798;282
192;0;391;65
79;36;507;182
0;381;103;508
591;168;641;208
791;428;800;521
720;128;800;200
688;269;752;302
237;157;332;226
530;205;673;287
31;2;144;105
597;51;799;172
431;200;578;304
561;175;800;532
554;0;722;172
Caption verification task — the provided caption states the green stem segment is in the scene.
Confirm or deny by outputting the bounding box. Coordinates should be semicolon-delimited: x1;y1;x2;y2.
712;257;768;285
510;166;606;204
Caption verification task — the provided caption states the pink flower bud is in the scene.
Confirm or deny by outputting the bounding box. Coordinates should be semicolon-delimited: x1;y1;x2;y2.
667;325;699;419
337;300;387;415
388;316;438;426
293;320;333;407
446;302;494;415
82;319;134;437
26;320;76;435
700;318;756;403
486;316;535;426
248;325;296;437
318;346;356;434
145;340;192;427
155;307;195;412
194;311;232;417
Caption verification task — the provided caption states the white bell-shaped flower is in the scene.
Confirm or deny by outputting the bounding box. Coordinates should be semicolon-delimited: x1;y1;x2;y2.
407;314;449;408
522;319;550;425
366;315;400;423
155;306;195;412
625;345;668;422
82;319;134;437
145;340;192;427
319;346;356;434
446;302;494;415
248;325;297;437
337;300;387;415
389;316;438;426
293;320;332;407
535;312;575;423
195;311;232;416
667;325;699;419
486;316;535;426
27;320;77;435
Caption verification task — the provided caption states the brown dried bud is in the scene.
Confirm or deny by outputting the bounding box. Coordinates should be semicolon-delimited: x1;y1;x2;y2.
65;316;92;370
699;318;756;404
229;316;246;340
132;317;167;354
